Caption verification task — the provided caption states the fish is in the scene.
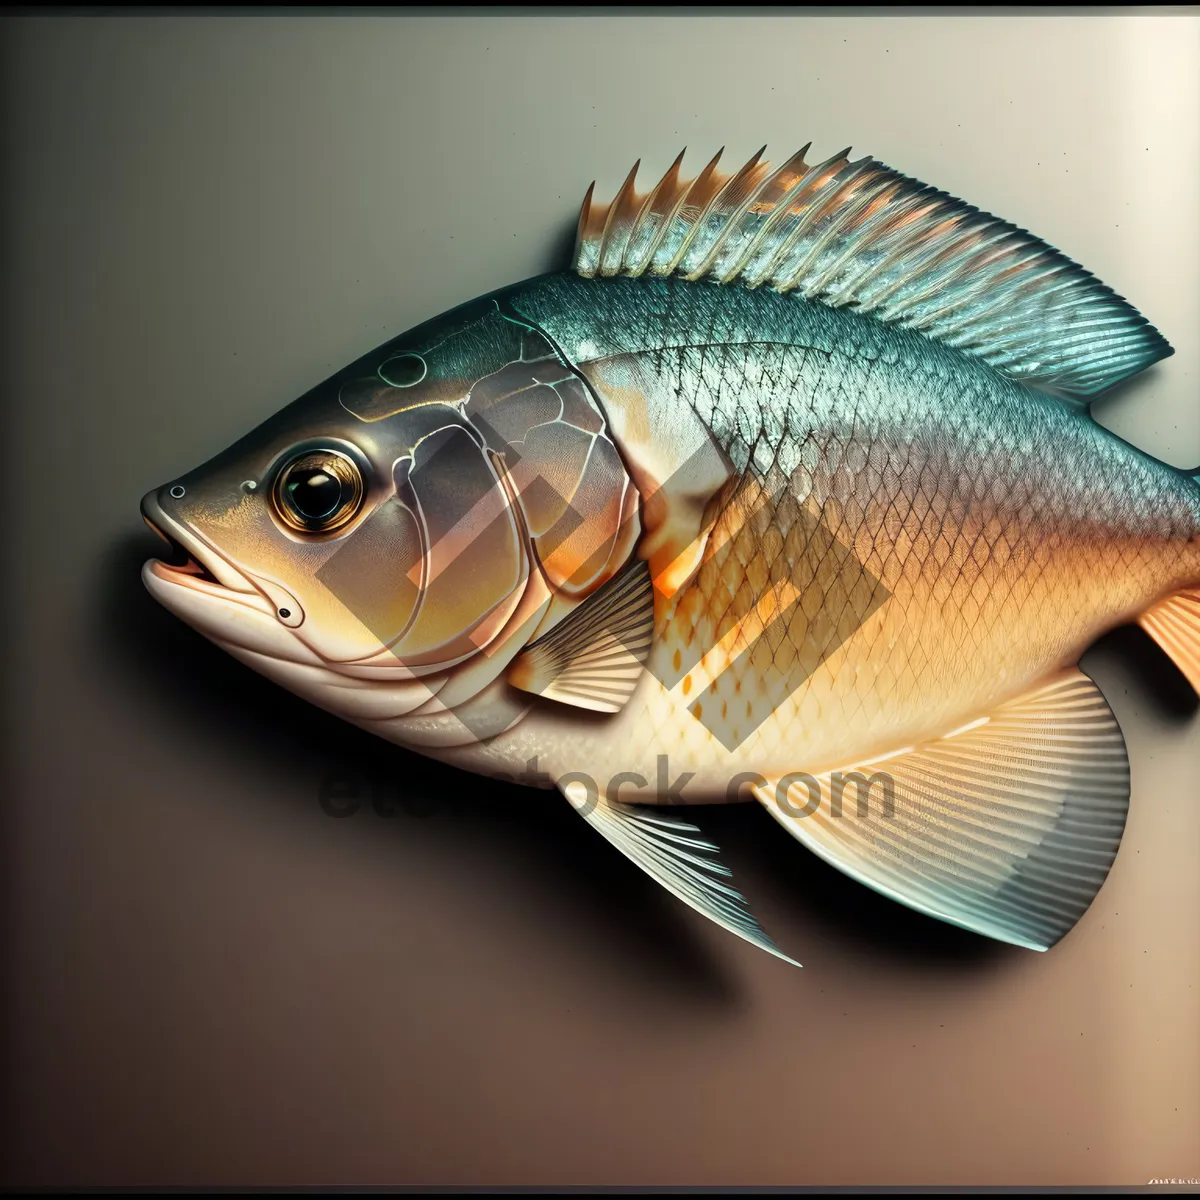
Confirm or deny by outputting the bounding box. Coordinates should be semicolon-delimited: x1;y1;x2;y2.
141;142;1200;968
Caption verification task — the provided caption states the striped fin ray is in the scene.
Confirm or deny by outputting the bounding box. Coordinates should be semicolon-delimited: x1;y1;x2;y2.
509;558;654;713
753;669;1130;950
559;780;801;967
574;146;1172;400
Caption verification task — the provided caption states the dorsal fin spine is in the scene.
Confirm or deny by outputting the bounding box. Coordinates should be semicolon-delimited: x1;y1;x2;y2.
742;149;850;288
717;144;813;285
779;157;873;294
691;149;771;282
624;148;687;275
662;148;727;276
573;181;597;276
744;149;855;289
798;168;899;297
637;159;693;274
825;187;924;306
683;145;769;281
816;180;897;295
596;160;641;277
768;151;864;293
680;148;769;279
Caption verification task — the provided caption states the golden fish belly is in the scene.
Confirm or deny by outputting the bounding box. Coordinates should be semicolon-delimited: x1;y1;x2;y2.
505;495;1196;804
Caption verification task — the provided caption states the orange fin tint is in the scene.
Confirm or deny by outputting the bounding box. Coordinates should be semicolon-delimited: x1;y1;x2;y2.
1139;588;1200;696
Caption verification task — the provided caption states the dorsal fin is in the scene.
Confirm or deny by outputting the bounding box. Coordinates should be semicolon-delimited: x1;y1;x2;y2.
573;146;1173;401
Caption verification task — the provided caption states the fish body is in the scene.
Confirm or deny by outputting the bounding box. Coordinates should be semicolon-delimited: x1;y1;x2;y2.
441;273;1200;793
141;145;1200;963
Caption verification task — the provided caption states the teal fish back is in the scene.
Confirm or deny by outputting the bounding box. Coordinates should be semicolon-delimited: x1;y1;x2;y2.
511;273;1198;542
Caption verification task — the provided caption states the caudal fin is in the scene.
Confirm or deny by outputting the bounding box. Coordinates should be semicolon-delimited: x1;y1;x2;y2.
1139;587;1200;696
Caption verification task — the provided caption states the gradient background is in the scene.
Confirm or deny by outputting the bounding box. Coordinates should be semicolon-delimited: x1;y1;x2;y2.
3;10;1198;1189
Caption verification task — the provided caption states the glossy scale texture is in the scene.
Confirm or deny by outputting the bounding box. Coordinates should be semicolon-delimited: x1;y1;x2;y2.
500;274;1200;786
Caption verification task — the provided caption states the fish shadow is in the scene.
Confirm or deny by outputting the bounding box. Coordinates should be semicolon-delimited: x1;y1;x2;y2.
540;213;580;276
1083;623;1199;724
100;531;1195;988
697;800;1015;972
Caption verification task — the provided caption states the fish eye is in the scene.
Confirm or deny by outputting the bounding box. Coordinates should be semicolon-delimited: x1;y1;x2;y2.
270;448;365;534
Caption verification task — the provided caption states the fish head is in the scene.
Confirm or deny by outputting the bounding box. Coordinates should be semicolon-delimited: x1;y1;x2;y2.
140;291;641;735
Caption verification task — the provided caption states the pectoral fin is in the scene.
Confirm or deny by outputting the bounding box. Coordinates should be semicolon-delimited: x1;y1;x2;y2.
509;558;654;713
753;669;1130;951
559;780;801;967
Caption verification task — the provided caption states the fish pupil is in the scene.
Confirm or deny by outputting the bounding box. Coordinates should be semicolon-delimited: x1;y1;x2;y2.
286;469;342;520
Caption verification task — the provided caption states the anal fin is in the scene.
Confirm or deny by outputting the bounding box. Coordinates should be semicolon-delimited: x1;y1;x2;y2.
753;669;1130;951
1139;587;1200;695
558;780;801;968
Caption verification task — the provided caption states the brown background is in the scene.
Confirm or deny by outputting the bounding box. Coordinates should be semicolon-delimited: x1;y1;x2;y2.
3;11;1198;1188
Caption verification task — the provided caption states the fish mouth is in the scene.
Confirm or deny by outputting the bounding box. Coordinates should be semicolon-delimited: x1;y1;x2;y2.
140;490;272;615
143;516;222;584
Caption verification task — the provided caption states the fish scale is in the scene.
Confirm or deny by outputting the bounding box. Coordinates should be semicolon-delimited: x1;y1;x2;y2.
510;277;1200;784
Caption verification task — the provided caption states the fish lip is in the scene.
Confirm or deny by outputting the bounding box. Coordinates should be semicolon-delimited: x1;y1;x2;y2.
139;490;261;601
142;514;220;583
142;556;274;617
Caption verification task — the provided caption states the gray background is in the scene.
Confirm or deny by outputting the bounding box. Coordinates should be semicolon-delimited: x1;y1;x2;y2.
3;11;1198;1187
